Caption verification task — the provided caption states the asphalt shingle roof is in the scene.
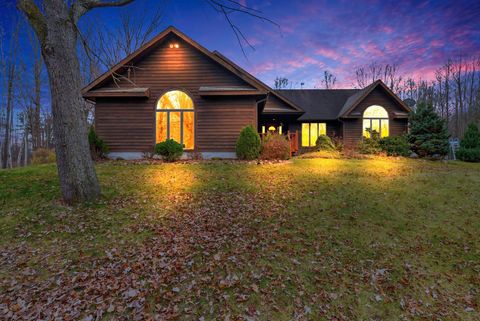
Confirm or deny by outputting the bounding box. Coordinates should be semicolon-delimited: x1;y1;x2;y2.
275;89;360;120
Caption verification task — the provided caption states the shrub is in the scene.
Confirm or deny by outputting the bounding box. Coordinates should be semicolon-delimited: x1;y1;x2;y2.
408;102;449;157
357;130;382;154
460;123;480;149
155;139;184;162
331;136;344;151
31;148;56;165
456;147;480;162
236;125;261;160
379;136;410;156
88;126;109;159
457;123;480;162
315;135;336;151
260;133;290;160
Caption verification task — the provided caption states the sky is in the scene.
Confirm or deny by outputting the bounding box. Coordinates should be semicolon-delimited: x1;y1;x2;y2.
2;0;480;89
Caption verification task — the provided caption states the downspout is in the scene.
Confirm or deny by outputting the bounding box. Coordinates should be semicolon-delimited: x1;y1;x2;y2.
256;92;269;131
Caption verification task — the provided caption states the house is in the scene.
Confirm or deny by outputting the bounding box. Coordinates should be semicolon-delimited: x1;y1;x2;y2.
82;26;411;159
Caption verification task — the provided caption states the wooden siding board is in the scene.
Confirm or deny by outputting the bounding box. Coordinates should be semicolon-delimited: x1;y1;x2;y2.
94;34;256;152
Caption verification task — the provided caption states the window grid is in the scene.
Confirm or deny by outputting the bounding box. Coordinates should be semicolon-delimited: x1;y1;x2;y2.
156;90;195;149
302;123;327;147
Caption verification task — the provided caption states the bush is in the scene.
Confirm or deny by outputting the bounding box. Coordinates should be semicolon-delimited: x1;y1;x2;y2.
456;147;480;162
236;125;261;160
31;148;56;165
88;126;109;159
379;136;410;156
155;139;184;161
408;102;449;157
315;135;336;151
460;123;480;149
457;123;480;162
260;132;290;160
331;136;344;151
357;130;382;154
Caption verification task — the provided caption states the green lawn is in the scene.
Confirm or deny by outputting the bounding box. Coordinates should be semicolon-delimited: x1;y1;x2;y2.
1;158;479;320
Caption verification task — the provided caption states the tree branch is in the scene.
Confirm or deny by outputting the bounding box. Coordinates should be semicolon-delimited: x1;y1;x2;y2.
207;0;279;58
16;0;47;44
73;0;135;21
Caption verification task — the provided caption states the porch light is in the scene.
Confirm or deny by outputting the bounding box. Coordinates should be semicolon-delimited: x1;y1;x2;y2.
169;43;179;48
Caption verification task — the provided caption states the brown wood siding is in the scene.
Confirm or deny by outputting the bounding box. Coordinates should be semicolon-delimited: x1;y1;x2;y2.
343;87;409;147
196;97;256;152
94;33;256;152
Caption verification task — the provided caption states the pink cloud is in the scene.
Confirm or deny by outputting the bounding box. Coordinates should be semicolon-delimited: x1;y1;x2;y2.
315;47;350;64
360;42;384;56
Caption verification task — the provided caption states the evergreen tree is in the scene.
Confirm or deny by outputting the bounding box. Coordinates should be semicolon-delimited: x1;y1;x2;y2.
236;125;261;160
457;123;480;162
408;102;449;157
460;123;480;149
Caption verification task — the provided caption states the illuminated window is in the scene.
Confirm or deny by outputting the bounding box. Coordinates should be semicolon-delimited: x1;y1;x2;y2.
263;125;283;134
363;105;389;138
156;90;194;149
301;123;326;147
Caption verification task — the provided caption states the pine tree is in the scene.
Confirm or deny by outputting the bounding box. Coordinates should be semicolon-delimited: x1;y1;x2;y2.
457;123;480;162
408;102;449;157
460;123;480;149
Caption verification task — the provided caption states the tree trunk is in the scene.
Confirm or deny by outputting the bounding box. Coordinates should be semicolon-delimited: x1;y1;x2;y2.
33;55;42;149
41;18;100;204
2;73;14;169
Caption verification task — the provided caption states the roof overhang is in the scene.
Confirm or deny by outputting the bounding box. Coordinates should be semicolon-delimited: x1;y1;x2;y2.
340;110;410;119
82;87;150;99
262;108;303;115
198;86;266;97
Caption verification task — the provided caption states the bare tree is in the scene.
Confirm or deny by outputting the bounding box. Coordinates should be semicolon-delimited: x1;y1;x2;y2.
16;0;137;203
274;77;289;89
206;0;279;57
321;70;336;89
354;62;402;92
1;21;20;169
92;7;163;69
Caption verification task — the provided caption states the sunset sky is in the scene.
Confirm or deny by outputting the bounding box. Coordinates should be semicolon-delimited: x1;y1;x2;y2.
2;0;480;88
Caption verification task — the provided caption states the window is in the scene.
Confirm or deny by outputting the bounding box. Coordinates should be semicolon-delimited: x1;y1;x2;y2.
363;105;389;138
262;125;283;134
156;90;194;149
301;123;326;147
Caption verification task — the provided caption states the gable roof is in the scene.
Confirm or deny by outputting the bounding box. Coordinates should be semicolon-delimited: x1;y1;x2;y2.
83;26;260;94
338;80;411;118
82;26;302;113
211;51;303;113
275;89;359;120
277;80;411;120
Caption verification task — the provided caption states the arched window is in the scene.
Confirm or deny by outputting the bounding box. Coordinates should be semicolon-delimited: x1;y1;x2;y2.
363;105;389;138
156;90;194;149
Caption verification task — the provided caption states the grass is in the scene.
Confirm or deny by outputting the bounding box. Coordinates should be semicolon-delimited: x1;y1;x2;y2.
1;158;479;320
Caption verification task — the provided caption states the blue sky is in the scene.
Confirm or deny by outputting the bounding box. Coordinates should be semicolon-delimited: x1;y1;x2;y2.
2;0;480;89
